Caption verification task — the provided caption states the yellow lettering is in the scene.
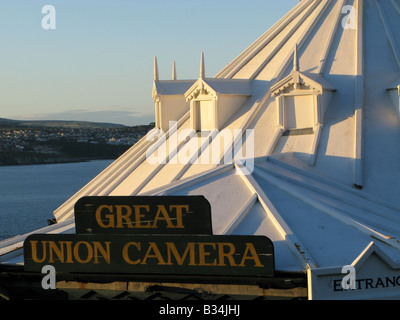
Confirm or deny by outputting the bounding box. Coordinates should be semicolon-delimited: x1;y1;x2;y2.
169;205;188;228
48;241;64;263
73;241;93;264
122;242;141;265
134;205;151;228
152;205;174;228
93;241;111;264
95;205;114;228
165;242;196;266
141;242;166;265
198;243;217;266
239;243;264;267
30;240;47;263
64;241;74;263
94;203;192;229
115;205;133;228
217;242;237;266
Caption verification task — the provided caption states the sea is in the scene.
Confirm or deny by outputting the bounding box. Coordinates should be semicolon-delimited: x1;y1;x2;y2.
0;160;113;241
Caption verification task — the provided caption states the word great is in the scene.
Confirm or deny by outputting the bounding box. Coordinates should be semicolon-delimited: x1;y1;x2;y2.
95;204;188;229
24;234;274;278
74;196;212;235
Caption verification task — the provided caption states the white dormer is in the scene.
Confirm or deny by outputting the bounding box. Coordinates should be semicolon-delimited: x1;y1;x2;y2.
184;53;252;131
270;46;335;132
388;79;400;120
152;57;195;131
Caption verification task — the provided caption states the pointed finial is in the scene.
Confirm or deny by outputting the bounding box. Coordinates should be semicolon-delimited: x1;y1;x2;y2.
172;61;177;80
293;44;299;72
154;56;159;81
200;52;205;79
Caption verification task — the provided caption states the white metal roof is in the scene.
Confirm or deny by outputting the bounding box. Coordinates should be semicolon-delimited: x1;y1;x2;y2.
2;0;400;299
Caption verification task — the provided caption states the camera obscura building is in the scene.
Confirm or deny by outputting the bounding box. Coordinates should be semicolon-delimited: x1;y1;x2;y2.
2;0;400;300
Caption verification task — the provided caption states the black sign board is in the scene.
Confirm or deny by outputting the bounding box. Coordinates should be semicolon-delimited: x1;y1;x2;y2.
74;196;213;235
23;234;274;278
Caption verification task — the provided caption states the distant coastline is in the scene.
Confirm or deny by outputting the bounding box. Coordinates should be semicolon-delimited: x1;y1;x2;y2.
0;152;118;167
0;117;128;129
0;118;154;166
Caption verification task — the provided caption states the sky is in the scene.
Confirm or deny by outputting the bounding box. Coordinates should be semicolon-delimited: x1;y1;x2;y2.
0;0;299;126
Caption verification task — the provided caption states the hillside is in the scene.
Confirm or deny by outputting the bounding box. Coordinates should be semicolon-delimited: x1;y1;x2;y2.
0;119;155;166
0;118;127;129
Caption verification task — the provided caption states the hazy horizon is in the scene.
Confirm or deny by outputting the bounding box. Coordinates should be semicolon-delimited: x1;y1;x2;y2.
0;1;299;126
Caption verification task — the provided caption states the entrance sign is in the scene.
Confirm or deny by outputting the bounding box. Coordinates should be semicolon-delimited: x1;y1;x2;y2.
24;234;274;278
308;242;400;300
74;196;213;235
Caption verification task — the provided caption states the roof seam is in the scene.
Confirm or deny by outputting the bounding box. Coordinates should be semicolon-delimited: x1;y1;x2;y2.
140;163;234;196
235;162;318;269
217;0;314;79
375;0;400;70
252;167;400;251
132;128;199;196
250;0;327;80
317;0;346;74
219;193;258;235
353;0;365;188
170;130;219;183
54;128;161;221
261;157;400;214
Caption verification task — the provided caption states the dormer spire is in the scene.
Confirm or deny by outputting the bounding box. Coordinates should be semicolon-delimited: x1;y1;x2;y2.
172;61;177;80
200;52;205;79
154;56;159;81
293;44;299;72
